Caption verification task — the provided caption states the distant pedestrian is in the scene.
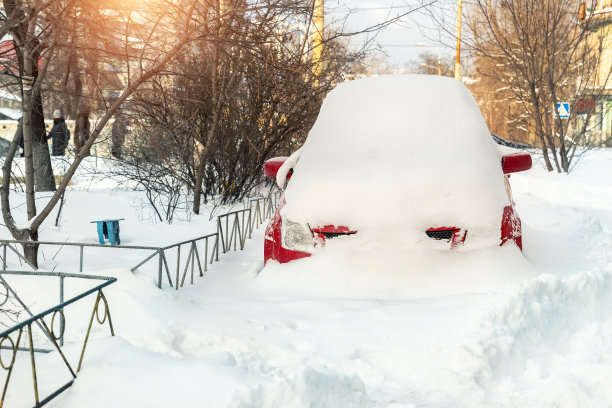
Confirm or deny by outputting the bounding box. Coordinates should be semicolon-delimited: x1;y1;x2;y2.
74;106;91;156
111;109;127;159
49;110;70;156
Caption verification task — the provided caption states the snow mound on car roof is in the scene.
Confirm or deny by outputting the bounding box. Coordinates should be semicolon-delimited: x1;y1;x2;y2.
281;75;508;248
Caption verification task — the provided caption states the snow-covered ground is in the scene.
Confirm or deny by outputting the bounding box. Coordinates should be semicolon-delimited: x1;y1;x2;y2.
1;150;612;407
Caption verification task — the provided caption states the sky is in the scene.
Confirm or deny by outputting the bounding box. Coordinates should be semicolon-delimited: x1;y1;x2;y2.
326;0;458;69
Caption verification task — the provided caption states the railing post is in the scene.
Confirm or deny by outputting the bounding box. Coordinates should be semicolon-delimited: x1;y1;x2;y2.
240;211;246;249
257;200;262;228
233;214;238;251
190;243;195;284
216;216;220;253
27;323;40;405
221;217;227;253
79;245;84;272
204;237;208;272
248;209;253;239
175;245;180;291
217;216;224;255
158;249;163;289
60;275;65;346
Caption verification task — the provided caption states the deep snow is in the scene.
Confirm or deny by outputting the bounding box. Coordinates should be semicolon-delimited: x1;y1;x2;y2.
0;150;611;407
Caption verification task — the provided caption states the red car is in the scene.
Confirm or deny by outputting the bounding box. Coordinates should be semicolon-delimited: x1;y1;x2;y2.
263;76;532;265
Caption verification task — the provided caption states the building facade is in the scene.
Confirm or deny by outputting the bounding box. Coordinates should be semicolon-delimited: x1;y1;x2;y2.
580;0;612;145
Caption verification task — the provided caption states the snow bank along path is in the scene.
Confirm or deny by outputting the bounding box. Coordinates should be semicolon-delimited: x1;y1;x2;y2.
2;151;612;407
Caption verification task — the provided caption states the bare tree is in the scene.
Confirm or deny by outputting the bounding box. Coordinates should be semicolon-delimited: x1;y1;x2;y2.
467;54;531;143
0;0;214;266
465;0;612;172
405;50;454;76
0;0;421;266
123;0;369;215
1;0;58;193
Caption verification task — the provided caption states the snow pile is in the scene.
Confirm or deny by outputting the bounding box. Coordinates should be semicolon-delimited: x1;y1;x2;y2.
53;337;368;408
1;142;612;406
50;151;612;406
256;242;536;298
468;266;612;406
282;75;508;249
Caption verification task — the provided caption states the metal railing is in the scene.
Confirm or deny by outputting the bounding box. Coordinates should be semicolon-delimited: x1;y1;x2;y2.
249;196;276;231
217;208;253;254
0;271;116;408
0;191;281;406
130;233;219;290
0;237;217;291
0;240;158;273
0;193;282;291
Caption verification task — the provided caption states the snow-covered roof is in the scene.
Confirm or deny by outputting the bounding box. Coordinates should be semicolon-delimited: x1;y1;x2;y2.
0;89;20;102
281;75;508;249
0;107;21;120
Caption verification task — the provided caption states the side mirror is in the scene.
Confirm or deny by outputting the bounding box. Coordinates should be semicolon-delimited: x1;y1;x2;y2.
502;153;532;174
264;157;291;179
266;148;302;189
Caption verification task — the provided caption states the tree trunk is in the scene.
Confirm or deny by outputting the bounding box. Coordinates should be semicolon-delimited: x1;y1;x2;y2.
12;89;56;192
69;44;82;119
22;233;39;268
193;30;222;215
559;140;569;172
31;50;55;191
1;118;41;268
74;109;91;155
33;141;55;191
531;102;554;171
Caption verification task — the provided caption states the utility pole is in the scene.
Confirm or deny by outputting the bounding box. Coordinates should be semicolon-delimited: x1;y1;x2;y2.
454;0;463;80
312;0;324;84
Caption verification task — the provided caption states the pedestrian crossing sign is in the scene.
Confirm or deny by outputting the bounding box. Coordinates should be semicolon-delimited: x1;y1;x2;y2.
554;102;570;119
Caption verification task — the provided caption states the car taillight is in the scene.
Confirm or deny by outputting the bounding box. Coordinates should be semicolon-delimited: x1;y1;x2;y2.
426;227;467;248
281;218;315;253
310;225;357;245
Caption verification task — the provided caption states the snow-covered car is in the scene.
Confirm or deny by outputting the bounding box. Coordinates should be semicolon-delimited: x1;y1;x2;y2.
263;75;531;264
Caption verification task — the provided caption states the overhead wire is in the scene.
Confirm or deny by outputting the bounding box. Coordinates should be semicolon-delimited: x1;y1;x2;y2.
326;3;424;13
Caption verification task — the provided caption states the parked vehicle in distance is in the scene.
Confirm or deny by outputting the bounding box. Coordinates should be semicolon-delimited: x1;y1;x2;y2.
263;75;532;264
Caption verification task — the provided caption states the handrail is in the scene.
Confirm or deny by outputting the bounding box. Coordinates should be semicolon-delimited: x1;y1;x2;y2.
161;233;218;250
217;208;252;254
0;193;281;406
0;276;115;337
1;194;279;291
0;271;116;407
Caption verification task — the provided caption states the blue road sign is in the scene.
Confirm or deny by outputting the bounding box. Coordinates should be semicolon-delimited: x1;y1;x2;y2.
554;102;570;119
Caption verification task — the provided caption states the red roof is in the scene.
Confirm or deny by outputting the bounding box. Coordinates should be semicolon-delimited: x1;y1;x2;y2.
0;40;44;75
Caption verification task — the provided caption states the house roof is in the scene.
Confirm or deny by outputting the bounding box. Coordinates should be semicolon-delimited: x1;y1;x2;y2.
0;108;22;120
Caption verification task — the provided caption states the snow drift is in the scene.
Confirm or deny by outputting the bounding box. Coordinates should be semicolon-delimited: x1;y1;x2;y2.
281;75;509;249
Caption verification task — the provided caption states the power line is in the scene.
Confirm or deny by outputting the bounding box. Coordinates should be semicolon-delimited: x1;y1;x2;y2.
327;4;422;13
351;5;421;11
379;43;440;47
